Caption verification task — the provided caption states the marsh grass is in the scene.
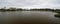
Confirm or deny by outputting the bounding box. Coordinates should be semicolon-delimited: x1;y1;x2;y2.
55;14;60;17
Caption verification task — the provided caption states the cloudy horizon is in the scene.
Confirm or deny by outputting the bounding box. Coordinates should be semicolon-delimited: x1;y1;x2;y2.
0;0;60;9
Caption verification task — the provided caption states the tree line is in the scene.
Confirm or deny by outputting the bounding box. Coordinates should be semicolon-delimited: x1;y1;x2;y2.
0;7;60;12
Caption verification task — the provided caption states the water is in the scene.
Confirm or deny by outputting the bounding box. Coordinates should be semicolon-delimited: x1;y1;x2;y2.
0;11;60;24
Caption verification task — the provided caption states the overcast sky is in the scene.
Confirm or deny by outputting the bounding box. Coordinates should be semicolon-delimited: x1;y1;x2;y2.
0;0;60;9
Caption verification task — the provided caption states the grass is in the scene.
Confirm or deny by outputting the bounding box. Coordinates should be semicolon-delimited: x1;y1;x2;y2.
54;11;60;17
55;14;60;17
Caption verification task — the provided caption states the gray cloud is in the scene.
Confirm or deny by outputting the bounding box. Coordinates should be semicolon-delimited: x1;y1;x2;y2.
0;0;60;9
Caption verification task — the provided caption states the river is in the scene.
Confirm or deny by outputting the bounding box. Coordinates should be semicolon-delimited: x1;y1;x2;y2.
0;11;60;24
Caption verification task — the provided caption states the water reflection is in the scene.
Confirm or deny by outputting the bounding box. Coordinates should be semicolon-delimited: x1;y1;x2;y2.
0;11;59;24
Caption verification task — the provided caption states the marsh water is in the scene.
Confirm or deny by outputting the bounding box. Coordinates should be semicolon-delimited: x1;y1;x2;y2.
0;11;60;24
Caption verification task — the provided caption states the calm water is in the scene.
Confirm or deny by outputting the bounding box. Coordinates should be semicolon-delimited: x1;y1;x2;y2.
0;11;60;24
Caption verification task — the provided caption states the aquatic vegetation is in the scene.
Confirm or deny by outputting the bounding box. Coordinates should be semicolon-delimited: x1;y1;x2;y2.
54;10;60;17
54;12;60;17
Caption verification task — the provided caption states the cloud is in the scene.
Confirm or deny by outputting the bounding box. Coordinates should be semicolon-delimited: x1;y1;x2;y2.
0;0;60;9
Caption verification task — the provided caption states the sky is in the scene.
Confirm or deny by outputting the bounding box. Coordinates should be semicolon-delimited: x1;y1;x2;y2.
0;0;60;9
